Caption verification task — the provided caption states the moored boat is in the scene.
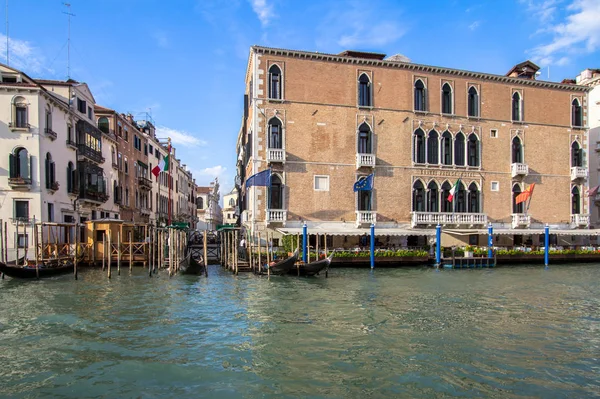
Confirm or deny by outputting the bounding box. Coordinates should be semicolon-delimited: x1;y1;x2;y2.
289;251;334;277
0;260;74;279
263;250;298;275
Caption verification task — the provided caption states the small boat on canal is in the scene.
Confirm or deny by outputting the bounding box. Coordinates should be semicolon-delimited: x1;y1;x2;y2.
289;251;334;277
0;259;74;279
263;249;298;275
179;231;207;276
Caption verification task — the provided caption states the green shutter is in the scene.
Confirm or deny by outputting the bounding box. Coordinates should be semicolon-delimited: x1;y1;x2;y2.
8;153;15;178
45;158;50;189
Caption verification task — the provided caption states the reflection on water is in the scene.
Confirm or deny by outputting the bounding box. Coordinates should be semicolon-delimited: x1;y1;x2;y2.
0;265;599;398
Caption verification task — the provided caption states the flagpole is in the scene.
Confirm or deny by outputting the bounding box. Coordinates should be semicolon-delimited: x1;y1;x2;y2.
167;137;172;226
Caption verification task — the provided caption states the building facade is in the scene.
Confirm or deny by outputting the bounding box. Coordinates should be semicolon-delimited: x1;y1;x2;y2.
222;188;239;225
237;47;592;247
196;179;222;230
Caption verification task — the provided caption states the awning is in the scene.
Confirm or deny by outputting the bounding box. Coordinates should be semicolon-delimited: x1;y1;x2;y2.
276;226;436;236
445;228;600;236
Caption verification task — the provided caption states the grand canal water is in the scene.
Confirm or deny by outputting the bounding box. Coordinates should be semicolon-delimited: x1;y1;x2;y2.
0;265;599;398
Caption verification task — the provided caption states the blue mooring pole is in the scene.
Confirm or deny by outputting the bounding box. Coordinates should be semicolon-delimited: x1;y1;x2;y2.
488;223;493;259
302;222;307;263
544;224;549;268
370;223;375;269
435;224;441;266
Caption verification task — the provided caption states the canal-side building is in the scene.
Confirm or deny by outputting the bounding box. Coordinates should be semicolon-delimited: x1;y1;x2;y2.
576;69;600;232
196;180;222;230
236;46;593;247
222;188;239;225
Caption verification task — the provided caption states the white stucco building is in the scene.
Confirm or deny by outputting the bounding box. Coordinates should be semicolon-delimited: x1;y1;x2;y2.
222;188;238;225
196;179;222;230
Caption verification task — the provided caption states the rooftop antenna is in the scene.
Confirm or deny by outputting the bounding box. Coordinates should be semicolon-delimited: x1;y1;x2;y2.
5;0;8;66
63;3;75;79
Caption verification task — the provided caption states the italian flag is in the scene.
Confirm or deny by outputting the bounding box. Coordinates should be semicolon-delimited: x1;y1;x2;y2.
447;178;460;202
152;154;169;178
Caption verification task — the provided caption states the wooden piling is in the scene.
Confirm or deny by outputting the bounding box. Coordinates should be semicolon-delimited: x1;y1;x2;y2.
129;232;133;272
203;230;208;277
33;223;39;279
107;229;112;279
74;223;78;280
102;232;106;271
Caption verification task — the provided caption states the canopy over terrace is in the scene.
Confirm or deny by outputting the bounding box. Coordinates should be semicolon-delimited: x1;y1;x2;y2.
276;225;436;237
444;228;600;236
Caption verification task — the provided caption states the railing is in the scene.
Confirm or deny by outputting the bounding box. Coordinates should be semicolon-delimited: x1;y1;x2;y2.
411;212;487;227
77;144;104;164
570;166;587;181
356;153;376;169
511;162;528;178
356;210;376;225
266;148;285;163
266;209;286;223
571;214;590;227
511;213;531;228
112;161;119;169
140;208;151;216
66;138;77;149
44;127;57;140
8;177;32;187
80;188;109;203
138;176;152;189
48;181;60;191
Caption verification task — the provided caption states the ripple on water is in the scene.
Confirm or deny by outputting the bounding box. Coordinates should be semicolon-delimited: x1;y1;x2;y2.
0;265;599;398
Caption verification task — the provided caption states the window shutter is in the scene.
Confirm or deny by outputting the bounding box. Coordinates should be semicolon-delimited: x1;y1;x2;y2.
45;158;50;189
9;153;15;178
268;72;272;98
51;162;56;185
27;155;32;180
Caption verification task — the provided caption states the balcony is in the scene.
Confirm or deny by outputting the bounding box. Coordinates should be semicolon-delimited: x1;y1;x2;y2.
48;181;60;192
80;185;109;204
411;212;487;227
570;166;587;181
266;148;285;163
511;213;531;229
356;153;376;169
44;127;57;140
77;144;104;164
8;177;32;190
571;214;590;227
511;163;528;178
138;176;152;190
140;208;151;216
356;210;376;226
266;209;287;224
112;161;119;170
66;138;77;150
595;193;600;205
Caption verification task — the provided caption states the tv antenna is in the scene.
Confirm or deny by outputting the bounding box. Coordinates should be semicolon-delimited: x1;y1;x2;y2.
5;0;8;66
63;3;75;79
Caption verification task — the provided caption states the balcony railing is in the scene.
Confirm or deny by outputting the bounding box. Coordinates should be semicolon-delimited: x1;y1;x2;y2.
570;166;587;181
8;177;32;189
140;208;151;216
138;176;152;190
411;212;487;227
595;193;600;204
571;214;590;227
266;209;286;224
511;163;528;178
356;210;376;226
511;213;531;229
356;153;376;169
77;144;104;164
66;138;77;149
266;148;285;163
80;186;109;203
44;127;57;140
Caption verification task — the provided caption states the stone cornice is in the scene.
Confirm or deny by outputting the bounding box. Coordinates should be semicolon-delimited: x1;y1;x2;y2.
252;46;591;93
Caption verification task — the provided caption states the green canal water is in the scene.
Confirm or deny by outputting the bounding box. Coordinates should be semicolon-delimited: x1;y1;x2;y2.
0;265;599;398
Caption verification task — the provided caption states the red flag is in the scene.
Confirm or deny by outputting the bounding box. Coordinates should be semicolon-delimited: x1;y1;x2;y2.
587;185;599;197
515;183;535;204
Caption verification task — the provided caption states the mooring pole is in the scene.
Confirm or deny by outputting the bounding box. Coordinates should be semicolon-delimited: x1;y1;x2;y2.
302;222;307;263
487;223;493;260
436;224;441;267
544;223;549;269
370;223;375;269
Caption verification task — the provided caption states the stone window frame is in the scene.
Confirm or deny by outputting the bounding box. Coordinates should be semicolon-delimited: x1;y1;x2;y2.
267;61;285;102
466;82;481;119
314;175;330;192
440;80;454;116
510;129;525;166
357;69;374;109
570;94;584;129
491;181;499;192
511;88;524;123
355;173;375;212
413;76;428;113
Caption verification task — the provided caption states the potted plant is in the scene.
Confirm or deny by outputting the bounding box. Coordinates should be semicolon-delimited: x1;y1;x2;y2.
464;245;474;258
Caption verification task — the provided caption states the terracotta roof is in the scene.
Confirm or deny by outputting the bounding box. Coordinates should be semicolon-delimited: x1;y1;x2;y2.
95;104;115;113
35;78;80;86
197;187;211;194
0;82;38;88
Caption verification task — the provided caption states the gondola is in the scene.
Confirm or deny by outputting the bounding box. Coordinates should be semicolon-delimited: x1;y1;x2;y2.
179;231;207;276
289;251;334;277
0;260;74;279
263;249;298;275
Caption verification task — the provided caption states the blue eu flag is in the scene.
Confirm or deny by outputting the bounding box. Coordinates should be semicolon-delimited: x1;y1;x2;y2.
353;173;374;192
246;169;272;188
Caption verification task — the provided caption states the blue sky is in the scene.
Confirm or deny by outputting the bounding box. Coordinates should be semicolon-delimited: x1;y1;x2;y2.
2;0;599;197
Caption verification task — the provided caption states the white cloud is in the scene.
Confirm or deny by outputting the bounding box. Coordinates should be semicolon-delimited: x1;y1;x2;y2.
527;0;600;66
338;21;405;48
249;0;274;26
0;34;50;75
197;165;227;178
468;21;480;31
520;0;562;23
152;31;169;48
155;126;207;147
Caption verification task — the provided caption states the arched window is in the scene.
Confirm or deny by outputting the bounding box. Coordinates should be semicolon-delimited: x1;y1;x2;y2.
468;86;479;117
571;141;583;167
427;130;439;164
9;147;30;181
13;96;28;128
442;83;453;114
572;186;581;214
441;131;452;165
412;180;425;212
441;181;452;212
229;198;236;207
67;162;76;193
45;152;56;189
358;73;372;107
467;134;480;167
427;181;439;212
268;118;282;149
98;117;109;134
269;175;283;209
358;123;372;154
45;105;52;131
455;182;466;212
268;65;282;100
414;79;426;111
414;128;426;164
513;184;524;213
512;136;523;163
572;99;582;127
197;197;204;209
454;132;465;166
512;92;522;121
468;183;480;213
